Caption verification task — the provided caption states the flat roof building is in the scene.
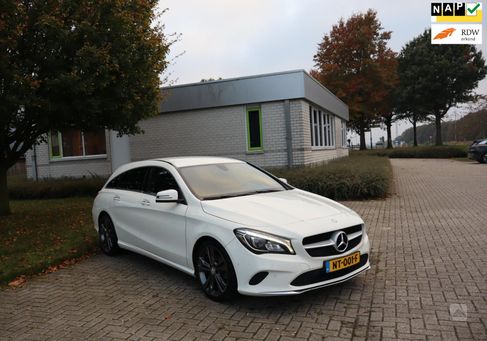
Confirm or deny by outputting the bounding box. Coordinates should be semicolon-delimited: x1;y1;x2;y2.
26;70;349;179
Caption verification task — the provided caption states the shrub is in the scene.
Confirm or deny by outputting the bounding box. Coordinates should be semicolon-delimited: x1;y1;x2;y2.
388;145;467;158
359;145;467;159
270;155;391;201
8;176;106;200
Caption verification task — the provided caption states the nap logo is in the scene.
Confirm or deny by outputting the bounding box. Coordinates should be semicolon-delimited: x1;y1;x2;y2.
431;2;482;22
431;3;463;16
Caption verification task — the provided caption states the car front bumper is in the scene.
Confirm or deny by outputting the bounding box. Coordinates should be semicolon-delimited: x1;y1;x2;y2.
226;232;371;296
468;151;482;161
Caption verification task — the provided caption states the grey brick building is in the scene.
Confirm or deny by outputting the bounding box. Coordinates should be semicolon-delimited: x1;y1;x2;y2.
25;70;349;179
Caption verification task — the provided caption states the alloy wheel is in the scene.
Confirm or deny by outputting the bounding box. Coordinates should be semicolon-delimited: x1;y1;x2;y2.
98;215;119;255
197;244;229;298
99;222;113;253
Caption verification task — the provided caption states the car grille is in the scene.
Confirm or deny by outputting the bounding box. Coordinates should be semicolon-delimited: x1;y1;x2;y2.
302;224;363;257
291;254;369;286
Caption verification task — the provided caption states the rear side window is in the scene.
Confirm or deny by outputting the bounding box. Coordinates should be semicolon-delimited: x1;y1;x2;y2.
106;167;149;192
144;167;180;195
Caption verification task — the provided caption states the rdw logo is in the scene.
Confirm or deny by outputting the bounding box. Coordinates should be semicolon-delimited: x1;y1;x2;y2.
433;28;456;39
462;28;480;35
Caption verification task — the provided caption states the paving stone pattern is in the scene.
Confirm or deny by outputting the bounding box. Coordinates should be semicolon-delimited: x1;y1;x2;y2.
1;159;486;340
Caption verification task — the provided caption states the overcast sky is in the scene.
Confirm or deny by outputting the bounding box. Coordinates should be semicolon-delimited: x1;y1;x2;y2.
160;0;487;144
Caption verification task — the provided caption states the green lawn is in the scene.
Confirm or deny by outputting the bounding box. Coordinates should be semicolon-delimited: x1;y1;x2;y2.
0;197;98;285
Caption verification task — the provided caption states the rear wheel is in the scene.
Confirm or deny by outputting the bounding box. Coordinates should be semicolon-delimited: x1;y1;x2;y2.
195;240;238;301
98;214;120;255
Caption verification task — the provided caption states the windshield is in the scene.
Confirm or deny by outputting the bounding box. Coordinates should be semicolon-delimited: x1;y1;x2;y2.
178;162;287;200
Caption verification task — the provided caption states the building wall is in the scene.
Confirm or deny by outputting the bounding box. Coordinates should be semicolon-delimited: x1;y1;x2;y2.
130;101;291;168
25;133;112;179
289;99;349;167
23;99;348;178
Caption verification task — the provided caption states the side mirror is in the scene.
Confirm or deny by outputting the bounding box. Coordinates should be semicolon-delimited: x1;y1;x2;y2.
156;189;179;203
278;178;288;184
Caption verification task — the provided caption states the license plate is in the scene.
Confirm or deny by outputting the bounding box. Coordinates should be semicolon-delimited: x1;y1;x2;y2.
325;252;360;273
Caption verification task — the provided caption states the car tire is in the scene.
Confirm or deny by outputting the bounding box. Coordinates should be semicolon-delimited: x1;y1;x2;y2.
481;154;487;163
98;214;120;256
195;239;238;301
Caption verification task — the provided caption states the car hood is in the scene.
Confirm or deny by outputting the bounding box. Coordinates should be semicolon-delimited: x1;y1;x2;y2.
201;189;363;238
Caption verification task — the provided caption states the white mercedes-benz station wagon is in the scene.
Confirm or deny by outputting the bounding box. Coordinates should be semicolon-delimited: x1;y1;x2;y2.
92;156;370;300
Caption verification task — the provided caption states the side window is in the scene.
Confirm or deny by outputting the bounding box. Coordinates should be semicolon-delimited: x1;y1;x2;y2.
106;176;119;189
106;167;149;191
145;167;180;195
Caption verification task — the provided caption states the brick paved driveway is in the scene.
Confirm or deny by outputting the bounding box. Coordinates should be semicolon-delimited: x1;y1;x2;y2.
1;159;486;341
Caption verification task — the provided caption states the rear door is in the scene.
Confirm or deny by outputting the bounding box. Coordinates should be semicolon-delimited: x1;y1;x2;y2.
106;167;151;249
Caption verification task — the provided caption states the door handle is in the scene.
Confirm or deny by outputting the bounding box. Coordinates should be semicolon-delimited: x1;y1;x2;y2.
141;199;151;206
113;195;120;201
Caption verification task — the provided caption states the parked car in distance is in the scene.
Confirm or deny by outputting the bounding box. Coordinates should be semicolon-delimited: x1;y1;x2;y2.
468;139;487;163
92;157;370;301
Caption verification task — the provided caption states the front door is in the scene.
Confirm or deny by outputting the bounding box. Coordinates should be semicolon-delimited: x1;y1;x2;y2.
136;166;188;266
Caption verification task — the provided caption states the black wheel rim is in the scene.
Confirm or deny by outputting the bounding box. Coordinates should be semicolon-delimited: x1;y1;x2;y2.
197;245;229;297
99;218;113;253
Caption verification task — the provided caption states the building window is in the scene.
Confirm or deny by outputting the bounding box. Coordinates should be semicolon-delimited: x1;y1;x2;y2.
49;131;62;158
341;120;347;147
246;107;263;151
309;106;335;148
49;129;107;159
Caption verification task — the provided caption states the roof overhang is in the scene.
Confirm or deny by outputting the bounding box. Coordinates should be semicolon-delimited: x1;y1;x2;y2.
159;70;349;121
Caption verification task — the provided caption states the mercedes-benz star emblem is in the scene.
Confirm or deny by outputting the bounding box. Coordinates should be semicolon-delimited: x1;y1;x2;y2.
332;231;348;253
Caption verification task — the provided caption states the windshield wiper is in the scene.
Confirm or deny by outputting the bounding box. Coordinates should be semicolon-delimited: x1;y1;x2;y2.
202;192;253;200
202;189;283;200
253;189;283;194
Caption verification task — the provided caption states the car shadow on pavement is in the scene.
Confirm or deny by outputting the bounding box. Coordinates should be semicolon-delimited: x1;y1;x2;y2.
115;247;373;315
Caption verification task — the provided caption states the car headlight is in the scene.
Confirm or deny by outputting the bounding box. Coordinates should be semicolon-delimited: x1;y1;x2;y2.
234;228;295;254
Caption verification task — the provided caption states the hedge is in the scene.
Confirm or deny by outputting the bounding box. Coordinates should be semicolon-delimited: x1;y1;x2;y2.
9;154;393;202
8;176;106;200
362;145;468;159
270;155;391;201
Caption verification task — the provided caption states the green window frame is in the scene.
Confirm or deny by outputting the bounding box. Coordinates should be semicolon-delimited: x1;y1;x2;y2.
48;129;107;159
246;107;263;151
49;131;62;159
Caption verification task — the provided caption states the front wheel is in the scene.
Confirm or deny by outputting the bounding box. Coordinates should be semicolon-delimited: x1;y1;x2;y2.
98;214;120;256
195;240;238;301
481;154;487;163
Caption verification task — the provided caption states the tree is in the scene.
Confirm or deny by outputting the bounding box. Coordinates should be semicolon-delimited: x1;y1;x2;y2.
395;42;428;147
312;9;395;150
399;108;487;144
0;0;171;216
396;29;487;146
376;52;399;149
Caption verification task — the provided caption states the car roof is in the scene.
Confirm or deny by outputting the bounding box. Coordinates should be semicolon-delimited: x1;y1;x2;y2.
155;156;244;168
109;156;244;179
